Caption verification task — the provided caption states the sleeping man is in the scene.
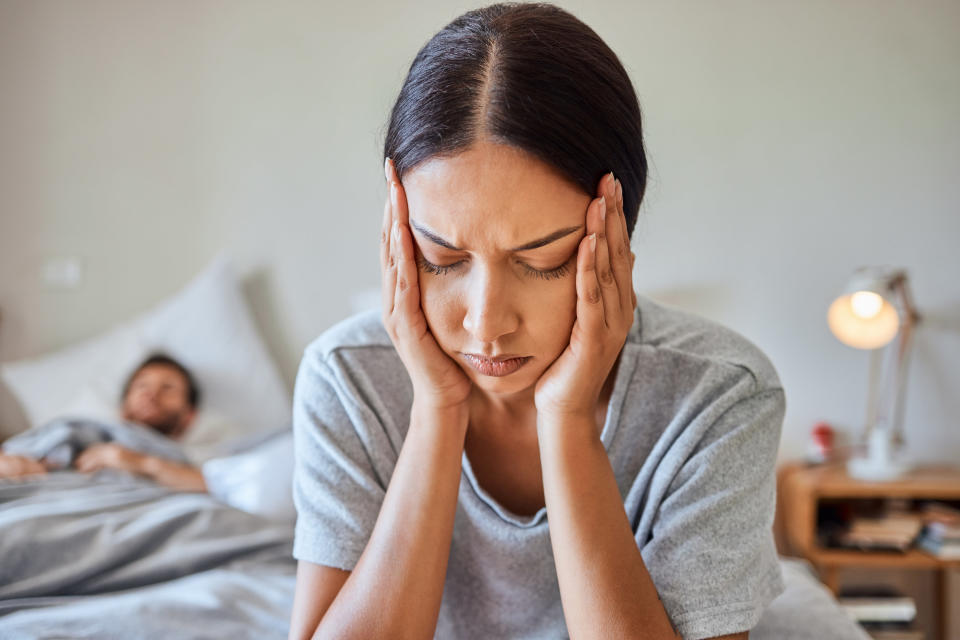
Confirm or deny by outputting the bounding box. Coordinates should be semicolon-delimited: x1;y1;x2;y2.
0;353;207;492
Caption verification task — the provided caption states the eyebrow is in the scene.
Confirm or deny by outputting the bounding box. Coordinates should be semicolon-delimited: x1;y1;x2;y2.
409;220;583;252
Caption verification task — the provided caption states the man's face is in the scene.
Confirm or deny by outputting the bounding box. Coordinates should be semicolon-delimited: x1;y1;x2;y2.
121;364;196;438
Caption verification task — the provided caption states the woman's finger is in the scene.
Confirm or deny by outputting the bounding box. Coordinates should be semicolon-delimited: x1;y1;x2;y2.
617;179;637;311
381;158;398;320
379;187;391;273
575;227;605;338
391;166;411;229
382;189;399;318
616;179;629;253
606;176;633;318
379;196;392;307
393;220;423;341
594;193;619;326
386;159;414;326
618;179;637;311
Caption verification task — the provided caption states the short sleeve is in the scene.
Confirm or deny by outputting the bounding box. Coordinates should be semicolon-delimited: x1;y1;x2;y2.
641;383;786;640
291;348;388;571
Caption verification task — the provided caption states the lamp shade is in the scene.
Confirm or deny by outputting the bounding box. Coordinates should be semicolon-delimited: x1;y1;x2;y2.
827;268;902;350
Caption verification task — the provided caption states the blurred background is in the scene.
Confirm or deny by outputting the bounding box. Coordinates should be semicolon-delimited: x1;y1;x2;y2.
1;2;959;637
0;1;957;462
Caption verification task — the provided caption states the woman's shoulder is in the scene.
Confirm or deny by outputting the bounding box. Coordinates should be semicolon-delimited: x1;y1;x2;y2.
298;310;405;385
630;294;782;392
305;309;393;359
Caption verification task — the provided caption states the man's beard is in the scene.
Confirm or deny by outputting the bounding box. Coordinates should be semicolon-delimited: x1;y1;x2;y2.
142;414;184;437
126;405;188;437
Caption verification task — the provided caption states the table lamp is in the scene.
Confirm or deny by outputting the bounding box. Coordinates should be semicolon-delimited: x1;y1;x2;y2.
827;266;921;481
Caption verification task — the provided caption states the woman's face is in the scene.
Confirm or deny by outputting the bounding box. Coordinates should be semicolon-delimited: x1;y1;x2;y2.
403;140;591;399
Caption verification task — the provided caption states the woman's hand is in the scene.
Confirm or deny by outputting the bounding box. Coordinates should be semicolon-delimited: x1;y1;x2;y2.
534;172;636;423
382;158;472;413
74;443;146;475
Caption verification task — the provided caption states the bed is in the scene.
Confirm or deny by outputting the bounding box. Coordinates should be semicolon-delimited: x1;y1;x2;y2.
0;467;297;639
0;256;300;638
0;462;868;640
0;257;870;639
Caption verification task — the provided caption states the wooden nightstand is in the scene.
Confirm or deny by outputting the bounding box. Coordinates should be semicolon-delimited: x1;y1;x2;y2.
776;462;960;640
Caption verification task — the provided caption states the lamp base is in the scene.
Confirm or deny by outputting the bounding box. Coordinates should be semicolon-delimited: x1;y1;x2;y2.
847;456;911;482
846;426;911;481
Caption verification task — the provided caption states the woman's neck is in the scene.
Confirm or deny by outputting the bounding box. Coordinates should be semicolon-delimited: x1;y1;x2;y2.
468;386;539;440
466;353;622;443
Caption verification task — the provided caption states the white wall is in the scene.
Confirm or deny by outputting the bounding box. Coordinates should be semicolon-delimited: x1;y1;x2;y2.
2;0;958;464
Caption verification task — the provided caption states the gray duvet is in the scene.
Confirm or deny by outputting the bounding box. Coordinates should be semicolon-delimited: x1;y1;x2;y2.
0;470;297;639
0;421;867;639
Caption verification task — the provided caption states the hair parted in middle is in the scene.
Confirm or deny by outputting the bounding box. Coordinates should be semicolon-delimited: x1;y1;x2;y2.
383;2;648;238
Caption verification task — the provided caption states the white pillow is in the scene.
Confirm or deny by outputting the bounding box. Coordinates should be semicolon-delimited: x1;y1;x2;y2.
201;428;296;523
0;255;291;458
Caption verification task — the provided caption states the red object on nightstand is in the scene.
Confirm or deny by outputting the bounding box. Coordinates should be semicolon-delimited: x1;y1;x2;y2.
809;421;835;463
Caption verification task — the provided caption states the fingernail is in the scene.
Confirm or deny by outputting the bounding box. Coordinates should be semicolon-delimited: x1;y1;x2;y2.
392;219;399;242
598;196;606;219
384;158;391;183
616;179;623;203
608;172;616;197
589;233;597;251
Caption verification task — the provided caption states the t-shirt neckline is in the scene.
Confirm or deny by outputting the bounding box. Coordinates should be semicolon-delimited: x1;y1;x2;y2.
460;344;639;528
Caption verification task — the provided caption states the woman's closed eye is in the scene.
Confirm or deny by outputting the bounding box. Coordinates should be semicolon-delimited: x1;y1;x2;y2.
416;255;462;276
416;254;573;281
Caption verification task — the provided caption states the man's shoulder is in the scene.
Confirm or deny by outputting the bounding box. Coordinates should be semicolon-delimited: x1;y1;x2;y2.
630;295;782;391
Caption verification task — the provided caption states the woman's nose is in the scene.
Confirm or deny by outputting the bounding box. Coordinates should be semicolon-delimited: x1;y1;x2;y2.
462;269;519;344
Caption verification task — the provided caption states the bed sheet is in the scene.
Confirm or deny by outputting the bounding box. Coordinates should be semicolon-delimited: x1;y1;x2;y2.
0;470;296;639
0;472;867;639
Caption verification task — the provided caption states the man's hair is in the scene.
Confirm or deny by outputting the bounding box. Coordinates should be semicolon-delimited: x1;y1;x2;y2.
121;353;201;409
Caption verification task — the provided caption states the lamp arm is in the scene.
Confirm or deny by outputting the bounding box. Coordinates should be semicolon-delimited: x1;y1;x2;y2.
894;273;922;327
889;276;920;448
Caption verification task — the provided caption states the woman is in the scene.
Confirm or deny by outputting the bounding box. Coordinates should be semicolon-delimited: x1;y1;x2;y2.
289;4;785;639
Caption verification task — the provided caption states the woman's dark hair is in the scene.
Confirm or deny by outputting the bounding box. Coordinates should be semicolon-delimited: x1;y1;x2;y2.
383;2;647;237
121;352;201;409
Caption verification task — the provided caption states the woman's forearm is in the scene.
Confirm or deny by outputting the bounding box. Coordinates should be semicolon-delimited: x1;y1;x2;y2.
538;414;680;640
314;403;468;640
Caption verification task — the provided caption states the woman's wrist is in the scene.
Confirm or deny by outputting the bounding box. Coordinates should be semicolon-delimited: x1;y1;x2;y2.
536;410;599;443
410;399;469;439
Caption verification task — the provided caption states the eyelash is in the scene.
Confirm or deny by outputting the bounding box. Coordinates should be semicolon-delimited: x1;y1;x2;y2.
416;256;571;281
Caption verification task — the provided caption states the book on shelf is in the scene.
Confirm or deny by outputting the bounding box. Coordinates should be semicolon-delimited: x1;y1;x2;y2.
916;501;960;558
919;501;960;527
837;586;916;624
915;531;960;559
925;520;960;539
835;514;923;552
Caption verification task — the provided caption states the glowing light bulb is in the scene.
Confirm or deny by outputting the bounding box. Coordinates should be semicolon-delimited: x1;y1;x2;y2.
850;291;883;319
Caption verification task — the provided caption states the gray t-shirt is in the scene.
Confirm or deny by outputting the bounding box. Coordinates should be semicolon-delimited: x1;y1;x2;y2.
292;294;786;640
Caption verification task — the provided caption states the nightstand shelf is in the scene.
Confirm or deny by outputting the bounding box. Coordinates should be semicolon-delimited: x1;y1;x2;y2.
776;462;960;640
808;548;959;570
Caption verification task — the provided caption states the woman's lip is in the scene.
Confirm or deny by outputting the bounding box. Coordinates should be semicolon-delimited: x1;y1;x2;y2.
460;353;531;377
